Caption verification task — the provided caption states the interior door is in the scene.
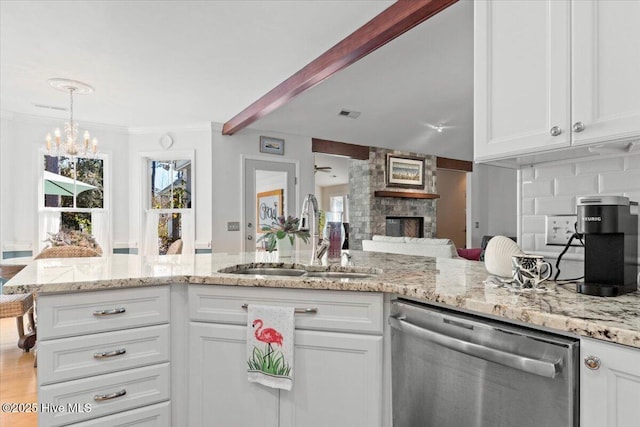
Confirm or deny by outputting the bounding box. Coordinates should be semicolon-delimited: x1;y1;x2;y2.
244;159;296;252
436;169;466;248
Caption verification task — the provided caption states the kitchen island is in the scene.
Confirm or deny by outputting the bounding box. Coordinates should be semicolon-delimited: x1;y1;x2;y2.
3;251;640;427
4;251;639;348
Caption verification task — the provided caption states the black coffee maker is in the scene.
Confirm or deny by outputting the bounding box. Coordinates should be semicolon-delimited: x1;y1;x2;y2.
577;196;639;296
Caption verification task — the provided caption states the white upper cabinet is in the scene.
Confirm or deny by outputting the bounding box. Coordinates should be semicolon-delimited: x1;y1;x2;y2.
571;0;640;147
474;0;640;162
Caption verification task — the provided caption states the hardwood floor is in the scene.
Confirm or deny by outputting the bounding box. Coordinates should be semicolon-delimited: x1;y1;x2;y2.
0;317;37;427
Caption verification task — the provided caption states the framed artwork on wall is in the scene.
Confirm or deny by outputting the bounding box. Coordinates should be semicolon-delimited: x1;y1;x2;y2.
259;136;285;155
386;154;425;189
257;189;284;231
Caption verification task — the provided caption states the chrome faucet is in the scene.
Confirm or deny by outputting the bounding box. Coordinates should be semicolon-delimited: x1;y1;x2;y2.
298;194;327;265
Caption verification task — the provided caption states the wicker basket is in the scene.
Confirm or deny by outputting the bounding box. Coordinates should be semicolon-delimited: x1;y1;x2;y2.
34;245;102;259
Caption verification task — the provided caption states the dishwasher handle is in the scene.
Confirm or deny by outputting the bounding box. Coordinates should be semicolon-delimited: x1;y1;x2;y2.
389;315;561;379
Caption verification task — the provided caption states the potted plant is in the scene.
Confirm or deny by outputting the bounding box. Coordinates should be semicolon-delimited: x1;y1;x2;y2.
258;215;310;256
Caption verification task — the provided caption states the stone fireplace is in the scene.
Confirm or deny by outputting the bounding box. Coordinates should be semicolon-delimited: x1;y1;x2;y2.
348;148;437;250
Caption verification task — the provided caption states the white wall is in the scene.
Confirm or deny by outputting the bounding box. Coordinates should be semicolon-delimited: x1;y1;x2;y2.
468;163;518;248
128;125;212;252
211;124;315;253
1;114;315;256
0;112;129;255
519;151;640;279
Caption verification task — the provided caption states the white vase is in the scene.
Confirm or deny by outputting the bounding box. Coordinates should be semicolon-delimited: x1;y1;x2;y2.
484;236;523;278
276;236;294;259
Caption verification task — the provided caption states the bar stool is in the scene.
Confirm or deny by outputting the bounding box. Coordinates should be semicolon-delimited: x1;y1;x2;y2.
0;292;36;351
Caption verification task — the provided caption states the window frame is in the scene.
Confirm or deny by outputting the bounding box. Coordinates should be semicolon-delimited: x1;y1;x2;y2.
139;150;195;255
37;148;111;253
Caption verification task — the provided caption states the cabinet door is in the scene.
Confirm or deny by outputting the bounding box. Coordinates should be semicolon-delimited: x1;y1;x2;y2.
474;0;571;161
581;338;640;427
279;330;383;427
188;322;279;427
572;0;640;146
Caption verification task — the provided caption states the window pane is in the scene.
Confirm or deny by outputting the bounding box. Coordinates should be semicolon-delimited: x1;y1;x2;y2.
150;160;191;209
173;161;191;209
76;157;104;208
43;155;104;208
330;196;344;213
158;212;182;255
43;155;73;207
61;212;92;234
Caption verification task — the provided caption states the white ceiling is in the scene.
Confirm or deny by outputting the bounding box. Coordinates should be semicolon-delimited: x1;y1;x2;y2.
0;0;473;160
314;153;350;187
0;0;393;127
251;0;474;160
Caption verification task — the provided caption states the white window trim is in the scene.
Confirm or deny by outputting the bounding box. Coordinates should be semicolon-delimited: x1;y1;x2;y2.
36;148;111;254
139;150;195;255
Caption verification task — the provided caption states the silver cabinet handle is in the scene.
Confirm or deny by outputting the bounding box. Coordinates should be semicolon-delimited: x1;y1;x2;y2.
93;348;127;359
550;126;562;136
573;122;585;132
93;307;126;316
241;304;317;314
584;355;601;370
94;389;126;401
389;315;561;378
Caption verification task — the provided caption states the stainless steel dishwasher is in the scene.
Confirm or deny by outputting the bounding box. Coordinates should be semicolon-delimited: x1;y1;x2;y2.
390;299;578;427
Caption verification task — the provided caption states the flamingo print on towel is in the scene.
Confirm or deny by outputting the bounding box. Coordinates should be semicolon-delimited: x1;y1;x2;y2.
248;318;291;376
247;305;294;390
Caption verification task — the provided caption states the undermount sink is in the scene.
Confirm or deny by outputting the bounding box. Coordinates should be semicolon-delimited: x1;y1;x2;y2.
229;268;306;276
304;271;373;279
221;266;375;279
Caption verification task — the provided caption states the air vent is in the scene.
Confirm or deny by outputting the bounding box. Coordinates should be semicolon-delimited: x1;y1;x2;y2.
338;109;361;119
33;103;67;111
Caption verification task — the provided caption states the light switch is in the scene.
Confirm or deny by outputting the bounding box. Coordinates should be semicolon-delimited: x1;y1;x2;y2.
227;221;240;231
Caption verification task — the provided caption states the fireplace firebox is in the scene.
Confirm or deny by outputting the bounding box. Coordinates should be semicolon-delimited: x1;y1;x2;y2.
386;217;424;238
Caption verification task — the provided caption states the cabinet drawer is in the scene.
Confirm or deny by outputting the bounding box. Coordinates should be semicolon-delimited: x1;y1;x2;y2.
38;286;170;339
189;285;383;334
39;324;170;385
39;363;170;427
66;401;170;427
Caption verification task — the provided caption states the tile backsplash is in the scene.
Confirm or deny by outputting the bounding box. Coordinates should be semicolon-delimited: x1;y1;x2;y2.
519;151;640;278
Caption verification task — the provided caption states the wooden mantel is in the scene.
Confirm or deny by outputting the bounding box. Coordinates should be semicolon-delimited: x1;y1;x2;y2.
374;191;440;199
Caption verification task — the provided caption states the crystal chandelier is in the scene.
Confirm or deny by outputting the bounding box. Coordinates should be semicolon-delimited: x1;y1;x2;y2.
45;78;98;157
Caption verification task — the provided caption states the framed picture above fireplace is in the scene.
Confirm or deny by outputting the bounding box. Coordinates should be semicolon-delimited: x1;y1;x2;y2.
386;154;425;189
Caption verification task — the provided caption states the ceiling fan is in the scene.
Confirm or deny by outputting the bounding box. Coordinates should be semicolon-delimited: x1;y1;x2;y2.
314;165;332;174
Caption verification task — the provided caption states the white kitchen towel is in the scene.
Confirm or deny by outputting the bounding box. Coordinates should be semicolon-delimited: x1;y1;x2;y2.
247;304;295;390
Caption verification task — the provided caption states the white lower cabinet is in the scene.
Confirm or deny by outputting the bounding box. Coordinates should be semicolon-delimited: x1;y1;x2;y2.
581;337;640;427
37;286;172;426
66;402;170;427
188;322;279;427
279;330;382;427
187;285;384;427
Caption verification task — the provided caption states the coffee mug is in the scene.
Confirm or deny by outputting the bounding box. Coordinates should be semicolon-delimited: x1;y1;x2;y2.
512;254;552;288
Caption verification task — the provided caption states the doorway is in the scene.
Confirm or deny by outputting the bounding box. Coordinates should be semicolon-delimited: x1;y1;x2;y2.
436;169;467;248
243;158;297;252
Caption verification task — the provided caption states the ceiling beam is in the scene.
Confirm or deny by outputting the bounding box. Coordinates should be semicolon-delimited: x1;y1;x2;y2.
312;138;370;160
436;157;473;172
222;0;459;135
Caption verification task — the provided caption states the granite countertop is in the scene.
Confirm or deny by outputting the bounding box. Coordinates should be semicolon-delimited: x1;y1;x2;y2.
3;251;639;349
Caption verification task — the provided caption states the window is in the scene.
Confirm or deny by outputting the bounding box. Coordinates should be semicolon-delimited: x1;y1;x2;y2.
39;153;109;254
144;158;193;255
